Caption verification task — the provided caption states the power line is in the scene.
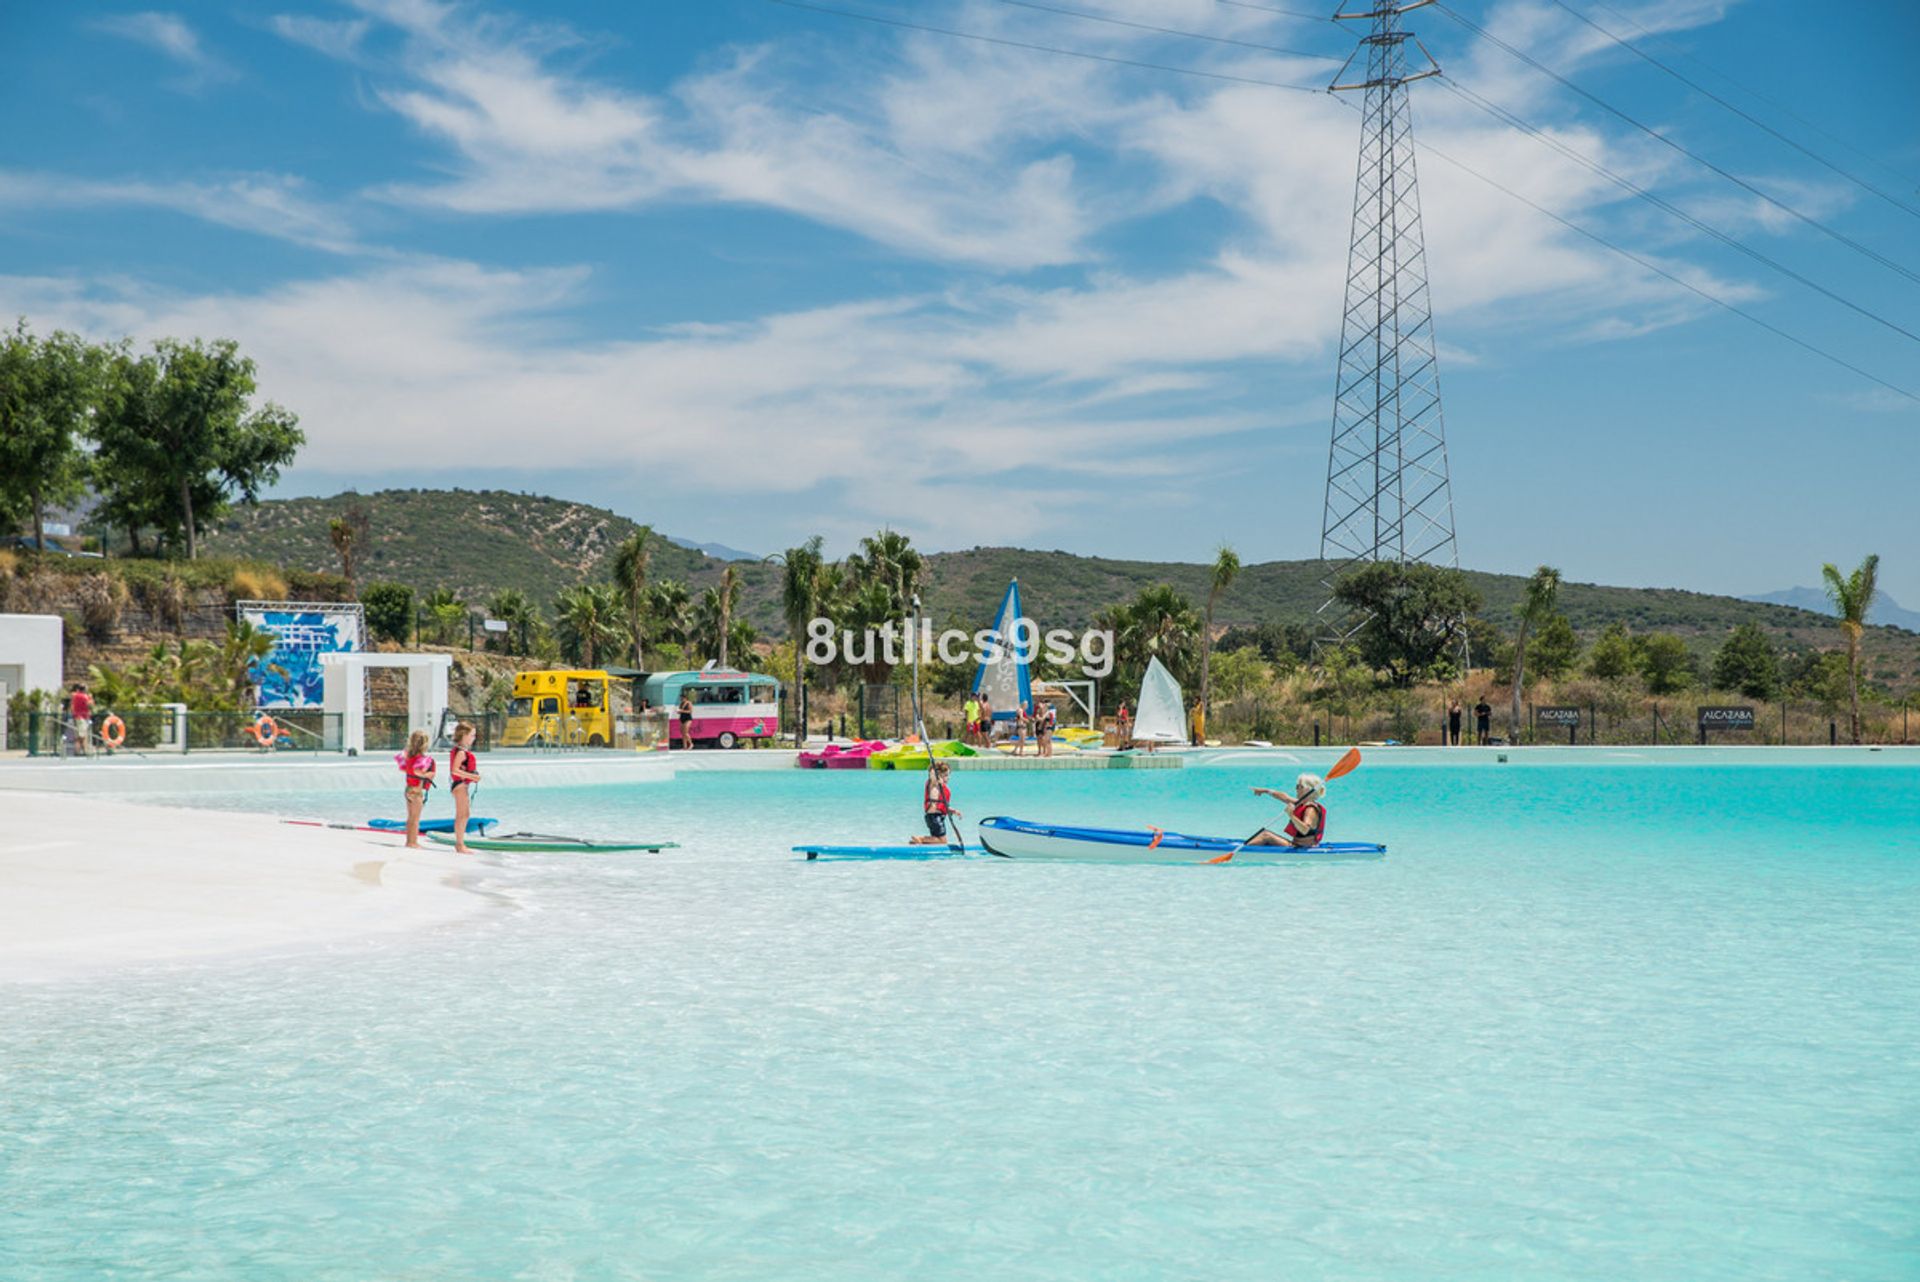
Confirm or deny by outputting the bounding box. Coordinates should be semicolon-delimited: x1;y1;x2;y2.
981;0;1342;61
764;0;1920;404
1214;0;1340;21
1431;2;1920;290
1581;0;1920;196
1438;77;1920;348
1382;108;1920;405
1545;0;1920;222
765;0;1328;93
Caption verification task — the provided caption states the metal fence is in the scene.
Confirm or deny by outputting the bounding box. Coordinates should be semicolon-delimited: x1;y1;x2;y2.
23;708;347;756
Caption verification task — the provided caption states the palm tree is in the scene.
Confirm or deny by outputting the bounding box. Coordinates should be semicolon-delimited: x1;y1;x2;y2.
484;588;535;653
1101;584;1202;695
553;584;625;669
1201;545;1240;728
219;618;282;707
1822;553;1879;743
1509;565;1562;739
849;528;923;609
775;536;825;743
611;526;654;668
647;580;692;650
717;565;739;667
327;504;369;588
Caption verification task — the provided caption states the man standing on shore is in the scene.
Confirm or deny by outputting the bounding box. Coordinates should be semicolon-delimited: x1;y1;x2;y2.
1474;696;1492;745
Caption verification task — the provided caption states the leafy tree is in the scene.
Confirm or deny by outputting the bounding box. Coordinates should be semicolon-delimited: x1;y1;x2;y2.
1330;562;1482;687
484;588;537;652
1638;632;1696;695
1712;623;1780;700
361;581;414;645
1310;644;1375;729
0;323;98;548
554;584;625;669
847;528;923;610
1791;650;1853;718
1586;622;1637;681
1821;553;1879;743
421;587;464;647
220;618;283;706
92;338;303;559
1214;620;1314;669
1201;545;1240;722
611;526;654;668
327;504;370;589
1508;565;1561;733
1528;614;1581;681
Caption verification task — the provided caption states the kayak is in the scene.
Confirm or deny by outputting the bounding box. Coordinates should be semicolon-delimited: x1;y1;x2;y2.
867;740;978;770
368;817;496;834
426;831;677;853
976;816;1386;863
798;740;888;769
791;844;978;861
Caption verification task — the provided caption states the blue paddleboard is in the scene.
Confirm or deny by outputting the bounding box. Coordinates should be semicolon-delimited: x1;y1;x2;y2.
792;844;974;861
369;817;497;834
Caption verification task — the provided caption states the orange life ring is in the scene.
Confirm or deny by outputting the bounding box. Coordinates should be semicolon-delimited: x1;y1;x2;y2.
99;713;127;749
251;714;279;747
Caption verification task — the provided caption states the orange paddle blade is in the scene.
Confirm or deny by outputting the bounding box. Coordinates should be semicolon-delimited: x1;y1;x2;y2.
1326;746;1362;780
1204;851;1235;864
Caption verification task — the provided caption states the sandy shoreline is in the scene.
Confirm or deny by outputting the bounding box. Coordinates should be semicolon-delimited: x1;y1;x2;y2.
0;791;491;982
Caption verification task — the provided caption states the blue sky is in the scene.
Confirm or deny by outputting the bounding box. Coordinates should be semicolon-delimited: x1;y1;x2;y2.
3;0;1917;602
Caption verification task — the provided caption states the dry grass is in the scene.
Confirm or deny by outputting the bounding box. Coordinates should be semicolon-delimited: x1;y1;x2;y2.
228;566;289;602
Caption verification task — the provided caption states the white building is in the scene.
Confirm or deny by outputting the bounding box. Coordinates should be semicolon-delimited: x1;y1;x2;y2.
0;613;65;702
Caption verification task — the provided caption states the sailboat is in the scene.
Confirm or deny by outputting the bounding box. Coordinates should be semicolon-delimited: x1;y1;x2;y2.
1131;656;1187;745
971;579;1033;720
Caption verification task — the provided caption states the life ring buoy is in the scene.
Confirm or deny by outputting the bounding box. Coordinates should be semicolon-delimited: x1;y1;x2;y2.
100;713;127;749
251;714;279;747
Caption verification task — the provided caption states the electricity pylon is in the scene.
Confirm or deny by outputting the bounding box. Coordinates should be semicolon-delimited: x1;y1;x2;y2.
1317;1;1463;647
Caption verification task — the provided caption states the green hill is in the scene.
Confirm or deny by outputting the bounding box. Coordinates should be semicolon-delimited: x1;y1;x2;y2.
204;489;1913;677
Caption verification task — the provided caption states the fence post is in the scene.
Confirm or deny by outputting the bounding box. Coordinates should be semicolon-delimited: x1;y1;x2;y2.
1313;720;1321;747
1781;700;1787;746
1589;703;1596;745
1829;720;1837;746
1652;704;1659;744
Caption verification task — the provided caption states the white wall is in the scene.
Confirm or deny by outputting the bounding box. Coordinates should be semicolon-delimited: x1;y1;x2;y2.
0;614;64;697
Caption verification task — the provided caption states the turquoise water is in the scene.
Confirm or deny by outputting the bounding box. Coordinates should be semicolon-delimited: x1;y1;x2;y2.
4;762;1918;1280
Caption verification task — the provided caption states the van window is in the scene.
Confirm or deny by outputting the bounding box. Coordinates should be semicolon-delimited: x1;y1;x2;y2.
538;697;560;716
508;697;532;718
700;685;745;705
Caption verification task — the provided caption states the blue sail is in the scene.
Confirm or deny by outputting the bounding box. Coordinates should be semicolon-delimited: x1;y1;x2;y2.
969;579;1033;719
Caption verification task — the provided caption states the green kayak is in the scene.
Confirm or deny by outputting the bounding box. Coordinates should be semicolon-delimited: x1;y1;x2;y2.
426;831;677;853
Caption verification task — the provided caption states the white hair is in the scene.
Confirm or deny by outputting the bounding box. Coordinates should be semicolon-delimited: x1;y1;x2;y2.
1296;773;1326;799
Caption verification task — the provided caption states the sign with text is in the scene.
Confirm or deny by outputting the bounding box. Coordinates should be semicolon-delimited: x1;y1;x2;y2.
1697;706;1756;731
1536;706;1582;727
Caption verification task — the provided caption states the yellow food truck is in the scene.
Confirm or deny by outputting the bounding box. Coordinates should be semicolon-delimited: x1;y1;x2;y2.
502;670;617;747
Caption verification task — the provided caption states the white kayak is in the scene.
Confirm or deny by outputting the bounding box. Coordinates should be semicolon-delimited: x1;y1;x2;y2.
975;816;1386;864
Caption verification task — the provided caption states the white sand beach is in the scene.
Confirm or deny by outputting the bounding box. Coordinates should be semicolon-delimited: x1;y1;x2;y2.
0;792;489;981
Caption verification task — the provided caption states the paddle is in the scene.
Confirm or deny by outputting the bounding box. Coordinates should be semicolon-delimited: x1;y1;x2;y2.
1206;747;1363;864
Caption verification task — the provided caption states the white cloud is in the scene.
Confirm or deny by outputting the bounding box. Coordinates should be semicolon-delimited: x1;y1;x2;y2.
91;11;236;91
0;170;357;254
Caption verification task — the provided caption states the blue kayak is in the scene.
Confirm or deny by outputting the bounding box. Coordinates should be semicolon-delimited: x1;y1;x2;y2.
976;816;1385;863
792;844;978;861
368;817;497;834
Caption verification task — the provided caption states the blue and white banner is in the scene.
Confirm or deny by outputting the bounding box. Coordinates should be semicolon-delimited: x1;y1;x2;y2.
241;605;364;708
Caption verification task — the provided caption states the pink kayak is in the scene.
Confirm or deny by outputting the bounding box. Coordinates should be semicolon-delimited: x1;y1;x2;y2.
798;740;889;769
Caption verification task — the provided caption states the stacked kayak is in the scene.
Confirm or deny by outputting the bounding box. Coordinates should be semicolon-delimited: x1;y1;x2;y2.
368;816;496;834
867;740;978;770
427;831;676;853
798;741;888;769
976;816;1385;863
1051;727;1105;749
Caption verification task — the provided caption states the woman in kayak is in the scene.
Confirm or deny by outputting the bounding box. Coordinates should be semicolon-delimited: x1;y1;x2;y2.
911;760;962;845
1246;773;1326;849
447;722;481;854
396;730;437;849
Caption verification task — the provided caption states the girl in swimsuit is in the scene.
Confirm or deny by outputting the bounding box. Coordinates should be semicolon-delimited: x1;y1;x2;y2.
911;760;961;845
448;722;481;854
396;730;436;849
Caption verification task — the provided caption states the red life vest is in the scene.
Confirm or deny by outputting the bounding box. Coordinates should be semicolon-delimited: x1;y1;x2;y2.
1288;798;1326;846
397;752;436;790
449;747;478;784
925;777;952;815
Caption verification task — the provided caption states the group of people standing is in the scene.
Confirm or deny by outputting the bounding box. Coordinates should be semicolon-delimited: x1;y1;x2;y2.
961;694;1058;756
1445;697;1496;746
396;722;483;853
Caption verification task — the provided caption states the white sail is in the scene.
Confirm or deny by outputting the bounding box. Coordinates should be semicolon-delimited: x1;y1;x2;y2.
1132;656;1186;743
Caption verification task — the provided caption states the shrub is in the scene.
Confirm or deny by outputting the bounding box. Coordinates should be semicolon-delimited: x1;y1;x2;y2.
361;581;414;644
74;573;127;643
286;569;352;602
228;565;289;602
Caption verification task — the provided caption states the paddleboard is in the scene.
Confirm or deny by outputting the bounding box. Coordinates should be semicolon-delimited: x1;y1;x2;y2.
427;831;676;853
368;817;496;834
791;844;978;861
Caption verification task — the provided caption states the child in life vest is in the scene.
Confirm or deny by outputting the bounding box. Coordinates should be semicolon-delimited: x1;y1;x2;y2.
396;730;436;849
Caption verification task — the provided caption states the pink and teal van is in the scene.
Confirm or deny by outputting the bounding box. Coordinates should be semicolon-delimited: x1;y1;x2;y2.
640;668;782;749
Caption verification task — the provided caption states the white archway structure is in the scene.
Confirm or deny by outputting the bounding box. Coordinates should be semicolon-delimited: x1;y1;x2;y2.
320;652;450;754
